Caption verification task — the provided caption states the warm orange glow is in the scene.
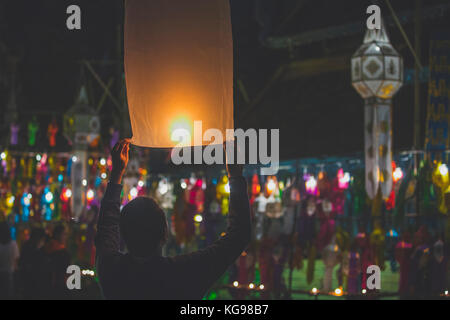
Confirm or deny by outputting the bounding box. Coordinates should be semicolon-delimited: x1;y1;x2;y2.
125;0;234;148
170;116;193;146
333;287;344;296
393;167;403;183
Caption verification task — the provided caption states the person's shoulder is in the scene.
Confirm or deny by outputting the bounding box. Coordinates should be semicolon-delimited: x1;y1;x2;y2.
149;255;179;270
99;250;125;265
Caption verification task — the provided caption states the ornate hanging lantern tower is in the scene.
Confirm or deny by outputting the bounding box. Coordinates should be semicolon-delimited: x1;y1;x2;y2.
63;86;100;220
351;20;403;199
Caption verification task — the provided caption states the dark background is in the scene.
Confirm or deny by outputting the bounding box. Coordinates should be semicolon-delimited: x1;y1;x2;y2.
0;0;449;160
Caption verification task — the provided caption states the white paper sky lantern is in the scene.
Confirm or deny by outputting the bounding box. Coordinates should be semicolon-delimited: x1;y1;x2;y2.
351;21;403;100
124;0;234;148
351;20;403;200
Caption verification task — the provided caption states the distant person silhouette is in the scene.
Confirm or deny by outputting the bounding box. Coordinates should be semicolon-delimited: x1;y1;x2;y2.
43;224;71;299
18;227;47;299
95;139;251;299
0;222;19;299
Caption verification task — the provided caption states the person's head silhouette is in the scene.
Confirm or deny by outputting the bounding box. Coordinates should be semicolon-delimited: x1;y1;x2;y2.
109;139;169;258
120;196;168;257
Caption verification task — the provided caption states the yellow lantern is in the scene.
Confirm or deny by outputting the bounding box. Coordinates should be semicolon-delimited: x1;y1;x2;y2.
217;175;230;198
432;162;450;214
124;0;234;148
216;175;230;215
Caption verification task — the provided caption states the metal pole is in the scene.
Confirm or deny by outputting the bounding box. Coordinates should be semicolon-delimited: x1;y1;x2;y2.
385;0;423;71
414;0;422;152
414;0;422;221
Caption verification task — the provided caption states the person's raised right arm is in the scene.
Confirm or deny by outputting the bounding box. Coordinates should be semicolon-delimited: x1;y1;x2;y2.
171;148;251;297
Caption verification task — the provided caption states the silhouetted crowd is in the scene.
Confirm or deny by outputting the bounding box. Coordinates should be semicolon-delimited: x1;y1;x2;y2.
0;222;70;299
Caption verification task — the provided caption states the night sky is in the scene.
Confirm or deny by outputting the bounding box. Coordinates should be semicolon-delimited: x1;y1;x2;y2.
0;0;449;159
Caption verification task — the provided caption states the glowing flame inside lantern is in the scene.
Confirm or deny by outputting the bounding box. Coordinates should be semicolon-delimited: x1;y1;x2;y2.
170;116;192;146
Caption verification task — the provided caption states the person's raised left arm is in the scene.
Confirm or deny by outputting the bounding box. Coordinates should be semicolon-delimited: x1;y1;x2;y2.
95;139;130;257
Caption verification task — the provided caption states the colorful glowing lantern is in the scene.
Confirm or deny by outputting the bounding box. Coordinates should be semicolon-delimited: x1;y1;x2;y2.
251;174;261;204
305;175;318;195
216;175;230;215
265;176;278;196
392;166;403;183
41;188;54;221
6;193;15;209
62;188;72;202
432;162;450;213
44;190;54;204
86;189;95;203
337;168;351;189
21;193;32;222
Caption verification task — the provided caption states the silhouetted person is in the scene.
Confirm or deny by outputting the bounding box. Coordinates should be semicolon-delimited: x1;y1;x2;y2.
18;227;47;299
96;140;251;299
43;224;71;299
0;222;19;299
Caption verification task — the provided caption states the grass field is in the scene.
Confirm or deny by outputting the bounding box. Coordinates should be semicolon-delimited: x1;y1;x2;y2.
210;260;400;300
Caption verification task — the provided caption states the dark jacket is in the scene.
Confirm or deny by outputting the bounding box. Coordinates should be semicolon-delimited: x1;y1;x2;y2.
95;176;251;300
